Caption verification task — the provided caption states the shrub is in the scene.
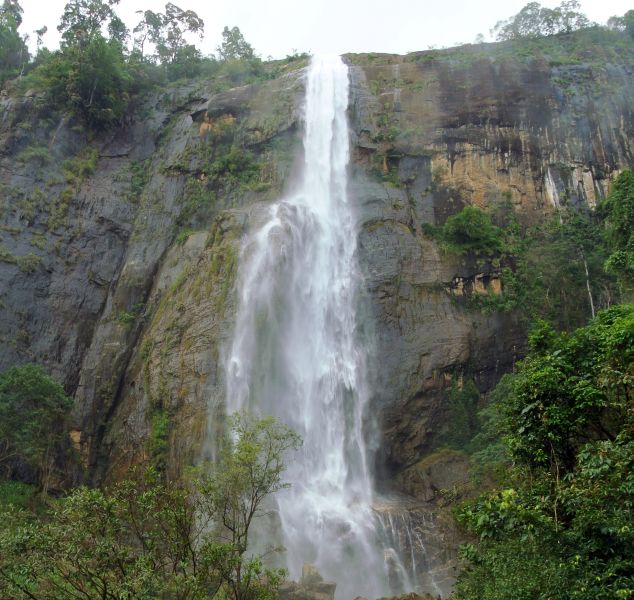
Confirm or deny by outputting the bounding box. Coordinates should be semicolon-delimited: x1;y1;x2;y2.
441;206;505;255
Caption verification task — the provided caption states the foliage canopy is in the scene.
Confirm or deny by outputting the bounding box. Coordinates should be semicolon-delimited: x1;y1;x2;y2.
0;364;72;492
455;305;634;600
0;412;301;600
599;169;634;298
493;1;590;41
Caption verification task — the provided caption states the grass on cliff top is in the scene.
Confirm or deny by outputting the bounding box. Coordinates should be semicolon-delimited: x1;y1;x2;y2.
346;27;633;69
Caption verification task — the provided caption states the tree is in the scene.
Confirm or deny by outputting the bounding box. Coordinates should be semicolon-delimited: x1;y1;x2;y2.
478;209;615;329
40;34;131;128
132;3;204;80
0;364;72;493
454;305;634;600
198;412;301;600
132;8;162;59
33;25;47;52
492;1;590;41
32;0;138;128
502;306;632;473
555;0;591;33
440;206;505;255
58;0;123;47
606;15;625;31
0;472;214;599
0;413;301;600
133;3;204;64
612;10;634;37
217;26;256;61
1;0;22;26
0;0;28;83
599;169;634;298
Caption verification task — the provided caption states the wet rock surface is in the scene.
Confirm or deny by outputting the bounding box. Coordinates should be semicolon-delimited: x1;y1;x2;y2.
345;45;632;476
279;564;337;600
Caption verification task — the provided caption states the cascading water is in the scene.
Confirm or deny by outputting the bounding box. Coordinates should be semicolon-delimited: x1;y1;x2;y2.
224;55;396;598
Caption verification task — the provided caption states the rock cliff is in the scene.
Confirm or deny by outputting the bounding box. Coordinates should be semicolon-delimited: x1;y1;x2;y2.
347;33;632;477
0;30;632;596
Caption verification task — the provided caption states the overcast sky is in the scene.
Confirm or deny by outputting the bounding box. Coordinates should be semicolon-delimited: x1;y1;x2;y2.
19;0;632;59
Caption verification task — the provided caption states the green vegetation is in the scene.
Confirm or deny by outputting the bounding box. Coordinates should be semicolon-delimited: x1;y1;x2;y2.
113;303;143;326
0;247;42;272
454;305;634;600
133;4;204;64
175;228;194;245
148;409;169;471
0;0;28;85
0;364;72;493
436;206;505;256
217;25;256;61
29;233;47;250
127;159;151;201
443;379;481;451
0;412;300;600
16;252;42;273
15;0;140;129
433;172;634;331
209;146;260;187
405;15;633;70
493;1;589;41
472;210;612;329
606;10;634;35
3;0;272;129
599;169;634;297
16;144;50;165
62;147;98;185
197;413;302;600
0;244;17;264
0;480;35;509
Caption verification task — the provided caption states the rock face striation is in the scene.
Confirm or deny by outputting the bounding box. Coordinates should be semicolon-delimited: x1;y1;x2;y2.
0;32;632;597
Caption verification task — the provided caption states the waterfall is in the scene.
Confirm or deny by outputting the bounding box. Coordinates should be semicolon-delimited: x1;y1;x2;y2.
375;504;445;597
224;55;394;599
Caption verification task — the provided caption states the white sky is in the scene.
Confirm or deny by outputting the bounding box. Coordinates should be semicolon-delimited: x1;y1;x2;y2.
19;0;632;59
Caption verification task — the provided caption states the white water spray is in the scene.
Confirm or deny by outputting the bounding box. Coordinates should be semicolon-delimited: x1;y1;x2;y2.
225;55;394;599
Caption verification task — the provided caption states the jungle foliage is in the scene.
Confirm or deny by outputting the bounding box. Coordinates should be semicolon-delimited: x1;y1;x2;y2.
599;169;634;298
0;412;301;600
0;364;73;494
453;304;634;600
1;0;267;129
0;0;28;83
435;170;634;331
493;1;590;41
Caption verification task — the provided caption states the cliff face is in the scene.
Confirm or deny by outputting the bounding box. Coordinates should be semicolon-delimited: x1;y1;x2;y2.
0;64;306;479
346;35;633;478
0;31;632;593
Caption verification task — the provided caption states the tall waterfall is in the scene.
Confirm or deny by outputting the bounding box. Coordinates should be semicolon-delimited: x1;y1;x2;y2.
225;55;393;598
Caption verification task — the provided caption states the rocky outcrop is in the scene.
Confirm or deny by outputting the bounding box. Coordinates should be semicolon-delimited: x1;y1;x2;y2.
394;449;471;502
279;564;337;600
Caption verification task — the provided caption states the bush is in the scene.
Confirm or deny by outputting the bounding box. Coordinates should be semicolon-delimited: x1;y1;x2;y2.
441;206;505;255
0;480;35;509
16;145;49;165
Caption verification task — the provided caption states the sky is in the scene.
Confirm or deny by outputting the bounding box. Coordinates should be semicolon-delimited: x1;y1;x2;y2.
18;0;632;59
